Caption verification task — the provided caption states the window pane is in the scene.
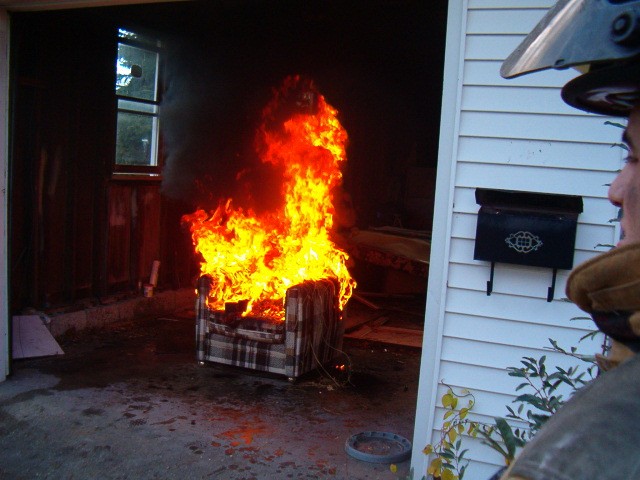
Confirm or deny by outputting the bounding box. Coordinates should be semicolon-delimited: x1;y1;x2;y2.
116;43;158;102
115;112;158;166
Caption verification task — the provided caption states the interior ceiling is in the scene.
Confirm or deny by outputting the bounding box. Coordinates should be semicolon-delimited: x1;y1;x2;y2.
0;0;186;11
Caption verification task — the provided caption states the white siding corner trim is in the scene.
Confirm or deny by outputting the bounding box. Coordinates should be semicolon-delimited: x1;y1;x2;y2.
411;1;623;479
411;0;468;475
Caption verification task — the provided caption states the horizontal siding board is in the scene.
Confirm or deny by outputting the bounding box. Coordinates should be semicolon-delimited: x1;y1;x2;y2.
442;337;573;371
575;224;619;251
433;387;584;435
430;413;508;467
434;384;527;421
470;463;509;479
439;358;593;407
459;111;624;144
467;9;549;34
575;246;612;264
457;136;624;172
444;287;586;327
432;408;511;444
442;312;599;352
461;85;582;115
439;361;523;396
449;212;475;239
464;59;580;88
466;34;526;61
447;262;572;300
454;162;618;197
469;0;554;8
441;338;518;371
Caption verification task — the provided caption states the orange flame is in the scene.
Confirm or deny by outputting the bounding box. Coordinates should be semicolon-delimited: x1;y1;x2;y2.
183;75;356;320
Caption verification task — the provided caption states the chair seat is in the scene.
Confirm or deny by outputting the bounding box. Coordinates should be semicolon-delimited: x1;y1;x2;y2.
208;312;285;344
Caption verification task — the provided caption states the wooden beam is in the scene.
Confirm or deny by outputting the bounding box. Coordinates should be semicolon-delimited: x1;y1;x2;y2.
0;0;191;13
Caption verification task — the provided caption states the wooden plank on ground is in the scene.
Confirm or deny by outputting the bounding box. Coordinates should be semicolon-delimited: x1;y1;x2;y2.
345;325;423;348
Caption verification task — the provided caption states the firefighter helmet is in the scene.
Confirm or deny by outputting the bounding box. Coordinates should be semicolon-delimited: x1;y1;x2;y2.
501;0;640;116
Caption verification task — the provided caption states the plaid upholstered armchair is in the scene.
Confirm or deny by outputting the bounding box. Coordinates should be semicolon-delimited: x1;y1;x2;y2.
195;276;344;381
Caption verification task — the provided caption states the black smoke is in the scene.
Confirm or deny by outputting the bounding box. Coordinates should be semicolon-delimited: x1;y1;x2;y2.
159;0;445;220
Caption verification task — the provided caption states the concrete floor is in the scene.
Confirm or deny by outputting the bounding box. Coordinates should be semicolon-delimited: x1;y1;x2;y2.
0;308;422;479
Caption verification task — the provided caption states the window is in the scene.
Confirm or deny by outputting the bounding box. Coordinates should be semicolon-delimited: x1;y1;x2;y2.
114;28;162;175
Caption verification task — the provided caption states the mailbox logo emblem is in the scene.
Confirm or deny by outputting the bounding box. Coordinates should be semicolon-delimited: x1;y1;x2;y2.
505;231;543;254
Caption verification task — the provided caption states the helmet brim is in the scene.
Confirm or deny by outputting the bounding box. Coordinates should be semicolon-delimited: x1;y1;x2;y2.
501;0;640;79
561;62;640;117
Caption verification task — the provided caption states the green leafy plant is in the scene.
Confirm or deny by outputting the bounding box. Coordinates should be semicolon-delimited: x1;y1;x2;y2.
423;387;477;480
470;337;599;468
472;417;526;467
422;336;600;478
504;340;597;440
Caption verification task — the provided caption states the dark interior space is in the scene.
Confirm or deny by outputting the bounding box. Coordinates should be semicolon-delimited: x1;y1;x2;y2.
8;0;446;320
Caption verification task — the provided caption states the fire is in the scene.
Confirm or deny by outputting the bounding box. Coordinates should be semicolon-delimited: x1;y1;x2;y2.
183;75;356;320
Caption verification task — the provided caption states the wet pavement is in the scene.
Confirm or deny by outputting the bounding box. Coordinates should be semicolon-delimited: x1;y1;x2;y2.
0;309;421;479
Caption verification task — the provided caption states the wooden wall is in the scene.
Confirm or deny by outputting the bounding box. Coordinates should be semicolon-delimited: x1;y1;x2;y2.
9;7;196;313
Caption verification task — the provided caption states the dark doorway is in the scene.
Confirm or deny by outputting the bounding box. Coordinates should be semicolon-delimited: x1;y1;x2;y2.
8;0;447;317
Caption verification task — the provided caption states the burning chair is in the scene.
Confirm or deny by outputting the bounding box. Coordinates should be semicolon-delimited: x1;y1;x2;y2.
186;76;355;380
196;275;344;381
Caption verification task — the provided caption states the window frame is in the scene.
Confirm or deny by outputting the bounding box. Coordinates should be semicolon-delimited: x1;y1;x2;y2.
113;29;163;178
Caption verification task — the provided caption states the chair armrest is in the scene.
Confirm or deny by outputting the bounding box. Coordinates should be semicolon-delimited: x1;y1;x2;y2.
284;279;342;378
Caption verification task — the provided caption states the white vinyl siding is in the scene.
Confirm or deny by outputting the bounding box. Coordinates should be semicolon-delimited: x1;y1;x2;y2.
412;1;623;478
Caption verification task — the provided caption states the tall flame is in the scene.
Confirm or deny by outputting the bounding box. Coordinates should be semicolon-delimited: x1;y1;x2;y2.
183;75;356;320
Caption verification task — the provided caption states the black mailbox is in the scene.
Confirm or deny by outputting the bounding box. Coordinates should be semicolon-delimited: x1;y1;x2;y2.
474;188;583;301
